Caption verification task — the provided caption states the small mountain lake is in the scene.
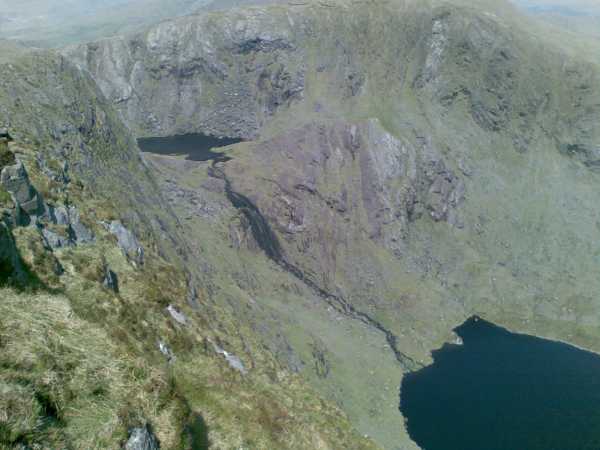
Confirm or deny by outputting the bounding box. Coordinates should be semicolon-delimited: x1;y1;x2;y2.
400;316;600;450
137;133;242;161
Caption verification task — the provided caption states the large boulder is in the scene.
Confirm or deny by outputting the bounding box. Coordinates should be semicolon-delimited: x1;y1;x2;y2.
0;161;42;220
65;206;94;244
102;262;119;293
48;205;94;246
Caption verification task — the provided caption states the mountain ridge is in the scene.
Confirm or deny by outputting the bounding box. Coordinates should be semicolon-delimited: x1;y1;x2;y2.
61;1;600;447
0;0;599;448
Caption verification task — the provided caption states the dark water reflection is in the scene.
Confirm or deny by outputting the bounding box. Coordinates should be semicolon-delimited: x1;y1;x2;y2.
400;316;600;450
137;133;242;161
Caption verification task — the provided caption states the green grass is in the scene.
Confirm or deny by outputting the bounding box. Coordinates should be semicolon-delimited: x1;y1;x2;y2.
3;1;600;448
0;43;381;450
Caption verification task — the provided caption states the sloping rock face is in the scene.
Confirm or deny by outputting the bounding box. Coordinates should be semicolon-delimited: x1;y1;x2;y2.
125;427;159;450
0;161;43;220
0;48;180;256
65;0;599;155
219;119;464;290
107;220;145;265
64;8;307;139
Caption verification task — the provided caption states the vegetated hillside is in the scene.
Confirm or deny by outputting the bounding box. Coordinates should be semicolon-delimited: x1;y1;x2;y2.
0;43;379;450
64;0;600;447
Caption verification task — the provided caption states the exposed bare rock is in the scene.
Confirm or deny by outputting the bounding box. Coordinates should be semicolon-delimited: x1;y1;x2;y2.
102;263;119;293
212;342;247;374
124;426;159;450
107;220;144;266
0;221;24;283
41;228;69;249
64;9;307;139
0;161;43;222
157;340;175;363
166;304;188;325
65;206;94;244
218;119;464;283
48;205;94;245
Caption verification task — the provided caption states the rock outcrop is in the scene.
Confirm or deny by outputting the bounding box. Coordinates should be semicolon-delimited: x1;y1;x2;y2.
0;220;24;284
0;1;597;450
64;9;307;139
124;427;159;450
107;220;144;266
218;119;464;289
1;161;43;224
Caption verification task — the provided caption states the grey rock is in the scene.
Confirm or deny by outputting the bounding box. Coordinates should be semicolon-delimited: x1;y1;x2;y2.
0;161;42;219
67;206;94;244
49;205;94;245
51;205;70;226
426;167;464;223
157;340;175;363
63;9;306;140
37;153;70;184
212;342;247;375
124;426;159;450
42;228;70;250
187;282;200;309
166;304;187;325
102;265;119;293
0;221;23;282
108;220;144;266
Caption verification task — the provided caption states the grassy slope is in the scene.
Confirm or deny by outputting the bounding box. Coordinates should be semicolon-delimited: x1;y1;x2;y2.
57;1;600;448
145;152;416;449
198;0;600;443
0;47;380;449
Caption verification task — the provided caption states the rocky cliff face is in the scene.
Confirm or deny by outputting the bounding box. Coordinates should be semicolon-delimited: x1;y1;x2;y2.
6;0;600;449
217;119;464;296
64;7;307;139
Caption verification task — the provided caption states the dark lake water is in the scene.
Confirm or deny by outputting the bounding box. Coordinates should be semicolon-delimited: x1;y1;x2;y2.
137;133;242;161
400;316;600;450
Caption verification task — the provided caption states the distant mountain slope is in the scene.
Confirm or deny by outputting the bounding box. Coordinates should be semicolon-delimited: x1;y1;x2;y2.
2;0;600;449
511;0;600;40
0;0;286;47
